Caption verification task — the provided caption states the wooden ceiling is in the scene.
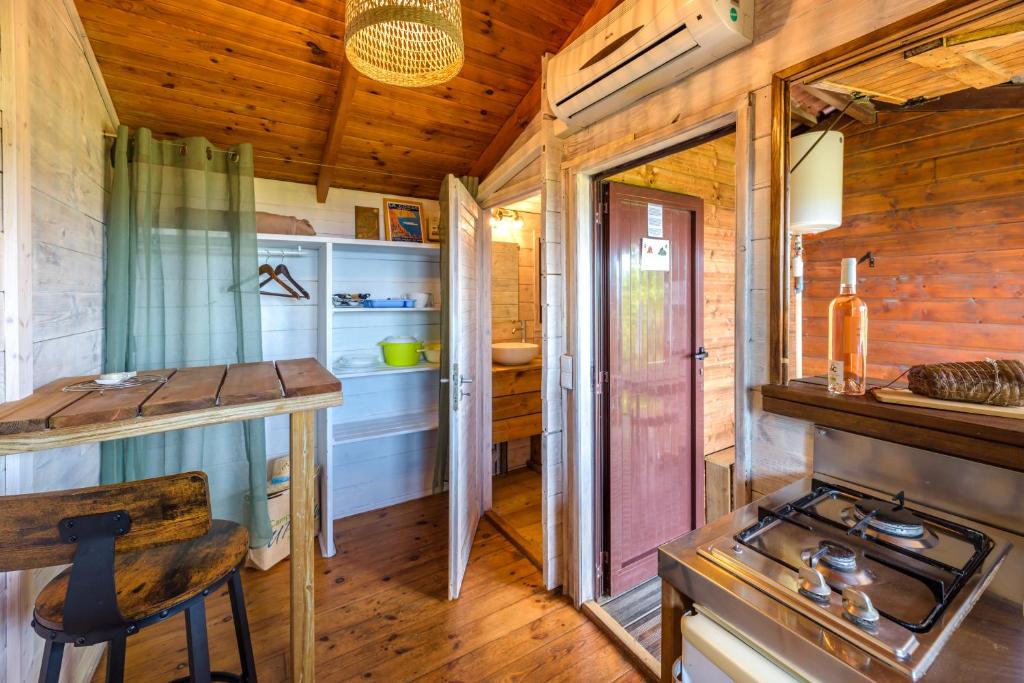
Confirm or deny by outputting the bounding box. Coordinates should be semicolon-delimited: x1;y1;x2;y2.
73;0;595;198
809;6;1024;105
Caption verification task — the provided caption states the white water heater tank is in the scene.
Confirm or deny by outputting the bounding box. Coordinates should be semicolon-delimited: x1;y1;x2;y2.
790;130;844;234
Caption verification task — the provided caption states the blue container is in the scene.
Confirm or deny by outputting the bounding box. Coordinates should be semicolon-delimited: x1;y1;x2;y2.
362;298;415;308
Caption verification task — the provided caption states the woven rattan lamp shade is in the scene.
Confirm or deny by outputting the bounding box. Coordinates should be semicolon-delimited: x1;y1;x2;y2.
345;0;464;87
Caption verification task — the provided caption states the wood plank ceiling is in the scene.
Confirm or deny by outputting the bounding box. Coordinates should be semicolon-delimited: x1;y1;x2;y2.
73;0;593;198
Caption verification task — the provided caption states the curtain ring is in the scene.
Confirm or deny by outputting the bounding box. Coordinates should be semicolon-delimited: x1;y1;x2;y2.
230;151;240;163
179;143;187;156
206;146;213;161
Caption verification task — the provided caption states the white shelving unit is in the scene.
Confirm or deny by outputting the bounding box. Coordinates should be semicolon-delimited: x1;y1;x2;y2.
257;231;443;558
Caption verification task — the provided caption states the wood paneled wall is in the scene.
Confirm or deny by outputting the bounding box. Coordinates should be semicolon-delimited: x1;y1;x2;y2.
491;211;541;344
607;133;737;457
2;0;115;680
802;110;1024;379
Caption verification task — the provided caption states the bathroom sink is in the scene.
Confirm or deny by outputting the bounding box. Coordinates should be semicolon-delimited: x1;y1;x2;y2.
492;342;539;366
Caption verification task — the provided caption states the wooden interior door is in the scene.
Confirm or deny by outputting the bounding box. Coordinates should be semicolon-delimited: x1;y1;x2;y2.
446;175;489;600
603;181;705;597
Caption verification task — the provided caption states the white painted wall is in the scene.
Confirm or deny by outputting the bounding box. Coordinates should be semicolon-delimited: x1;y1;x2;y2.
1;0;116;680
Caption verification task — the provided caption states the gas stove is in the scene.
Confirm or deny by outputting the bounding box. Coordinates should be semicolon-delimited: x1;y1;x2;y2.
699;475;1011;677
659;427;1024;682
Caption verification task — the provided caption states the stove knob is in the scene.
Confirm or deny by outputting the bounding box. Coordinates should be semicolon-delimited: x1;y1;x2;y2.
798;566;832;602
842;588;880;626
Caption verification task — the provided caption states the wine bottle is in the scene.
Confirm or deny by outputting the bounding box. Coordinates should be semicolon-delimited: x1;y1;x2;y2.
827;258;868;395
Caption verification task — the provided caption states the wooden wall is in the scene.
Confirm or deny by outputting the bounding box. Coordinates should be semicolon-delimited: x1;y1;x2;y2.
2;0;116;680
801;110;1024;378
553;2;968;601
491;211;541;344
607;134;737;457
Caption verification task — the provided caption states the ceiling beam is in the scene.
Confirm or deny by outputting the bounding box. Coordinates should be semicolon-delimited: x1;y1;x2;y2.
874;83;1024;111
316;59;360;203
802;84;878;125
789;99;819;127
468;0;624;179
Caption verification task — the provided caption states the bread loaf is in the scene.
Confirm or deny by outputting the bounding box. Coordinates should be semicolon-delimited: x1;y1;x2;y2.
907;359;1024;407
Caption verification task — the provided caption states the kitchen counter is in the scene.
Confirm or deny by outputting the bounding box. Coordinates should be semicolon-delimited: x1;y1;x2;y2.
658;480;1024;682
761;377;1024;473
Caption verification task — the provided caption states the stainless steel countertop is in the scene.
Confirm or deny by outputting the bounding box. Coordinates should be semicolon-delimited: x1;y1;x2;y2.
659;481;1024;682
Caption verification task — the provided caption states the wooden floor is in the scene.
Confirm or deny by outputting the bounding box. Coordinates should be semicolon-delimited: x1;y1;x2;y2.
490;468;543;564
93;492;641;682
600;578;662;660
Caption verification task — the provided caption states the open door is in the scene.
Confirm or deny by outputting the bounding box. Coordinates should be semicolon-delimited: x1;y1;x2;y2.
445;175;490;599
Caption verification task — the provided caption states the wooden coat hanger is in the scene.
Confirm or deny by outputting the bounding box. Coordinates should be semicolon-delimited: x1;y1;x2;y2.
259;263;302;299
273;263;310;299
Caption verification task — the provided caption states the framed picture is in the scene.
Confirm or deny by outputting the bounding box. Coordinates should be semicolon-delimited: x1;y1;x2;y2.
383;198;425;243
427;218;440;242
354;206;380;240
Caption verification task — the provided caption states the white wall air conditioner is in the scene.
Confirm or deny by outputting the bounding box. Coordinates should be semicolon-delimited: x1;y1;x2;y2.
547;0;753;128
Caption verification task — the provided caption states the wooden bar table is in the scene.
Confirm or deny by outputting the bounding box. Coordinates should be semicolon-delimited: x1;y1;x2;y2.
0;357;341;683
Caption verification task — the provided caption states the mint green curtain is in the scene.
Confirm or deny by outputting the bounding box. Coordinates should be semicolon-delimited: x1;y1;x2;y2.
433;175;479;494
101;125;271;547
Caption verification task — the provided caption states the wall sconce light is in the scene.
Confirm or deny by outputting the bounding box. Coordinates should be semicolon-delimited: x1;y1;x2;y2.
490;208;524;240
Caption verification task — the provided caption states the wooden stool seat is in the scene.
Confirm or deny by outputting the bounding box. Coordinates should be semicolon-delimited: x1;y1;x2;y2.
34;519;249;632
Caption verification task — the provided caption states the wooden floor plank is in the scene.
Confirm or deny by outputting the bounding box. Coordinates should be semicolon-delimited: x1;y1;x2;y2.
491;468;542;559
95;493;638;682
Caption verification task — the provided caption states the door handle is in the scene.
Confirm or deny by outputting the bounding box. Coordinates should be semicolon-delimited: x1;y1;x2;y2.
695;347;709;361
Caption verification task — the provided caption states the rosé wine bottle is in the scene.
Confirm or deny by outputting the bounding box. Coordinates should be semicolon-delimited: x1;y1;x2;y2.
827;258;868;395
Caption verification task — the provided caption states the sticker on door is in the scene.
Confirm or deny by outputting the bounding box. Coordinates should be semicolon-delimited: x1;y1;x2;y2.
640;237;670;271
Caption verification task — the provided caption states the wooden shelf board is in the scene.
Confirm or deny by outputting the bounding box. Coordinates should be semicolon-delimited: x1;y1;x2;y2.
332;410;438;444
761;377;1024;472
332;362;440;379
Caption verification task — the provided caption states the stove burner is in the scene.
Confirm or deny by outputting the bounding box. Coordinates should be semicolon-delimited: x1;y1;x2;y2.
816;540;857;572
853;499;925;538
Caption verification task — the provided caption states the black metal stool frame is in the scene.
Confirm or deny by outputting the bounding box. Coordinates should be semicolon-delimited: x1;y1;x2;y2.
30;510;258;683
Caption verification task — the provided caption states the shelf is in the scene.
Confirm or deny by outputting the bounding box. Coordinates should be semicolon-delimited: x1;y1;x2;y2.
330;236;440;253
333;307;441;313
760;377;1024;472
332;410;438;444
257;233;440;256
332;362;439;379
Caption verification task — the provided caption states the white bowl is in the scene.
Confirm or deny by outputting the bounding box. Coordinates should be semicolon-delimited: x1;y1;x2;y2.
492;342;539;366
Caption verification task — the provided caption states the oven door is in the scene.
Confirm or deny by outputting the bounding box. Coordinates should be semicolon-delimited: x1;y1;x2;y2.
679;610;809;683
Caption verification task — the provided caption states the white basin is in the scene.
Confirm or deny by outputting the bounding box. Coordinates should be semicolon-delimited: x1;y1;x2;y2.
492;342;539;366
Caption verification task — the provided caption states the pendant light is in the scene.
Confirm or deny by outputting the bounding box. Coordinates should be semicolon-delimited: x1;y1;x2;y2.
790;130;844;234
345;0;464;88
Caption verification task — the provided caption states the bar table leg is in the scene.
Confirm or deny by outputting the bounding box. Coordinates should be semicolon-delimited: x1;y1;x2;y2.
290;409;316;682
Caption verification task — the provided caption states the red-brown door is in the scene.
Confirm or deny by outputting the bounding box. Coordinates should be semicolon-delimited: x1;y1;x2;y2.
602;181;704;597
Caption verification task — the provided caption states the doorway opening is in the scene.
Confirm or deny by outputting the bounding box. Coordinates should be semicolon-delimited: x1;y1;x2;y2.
484;194;545;570
588;127;738;670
